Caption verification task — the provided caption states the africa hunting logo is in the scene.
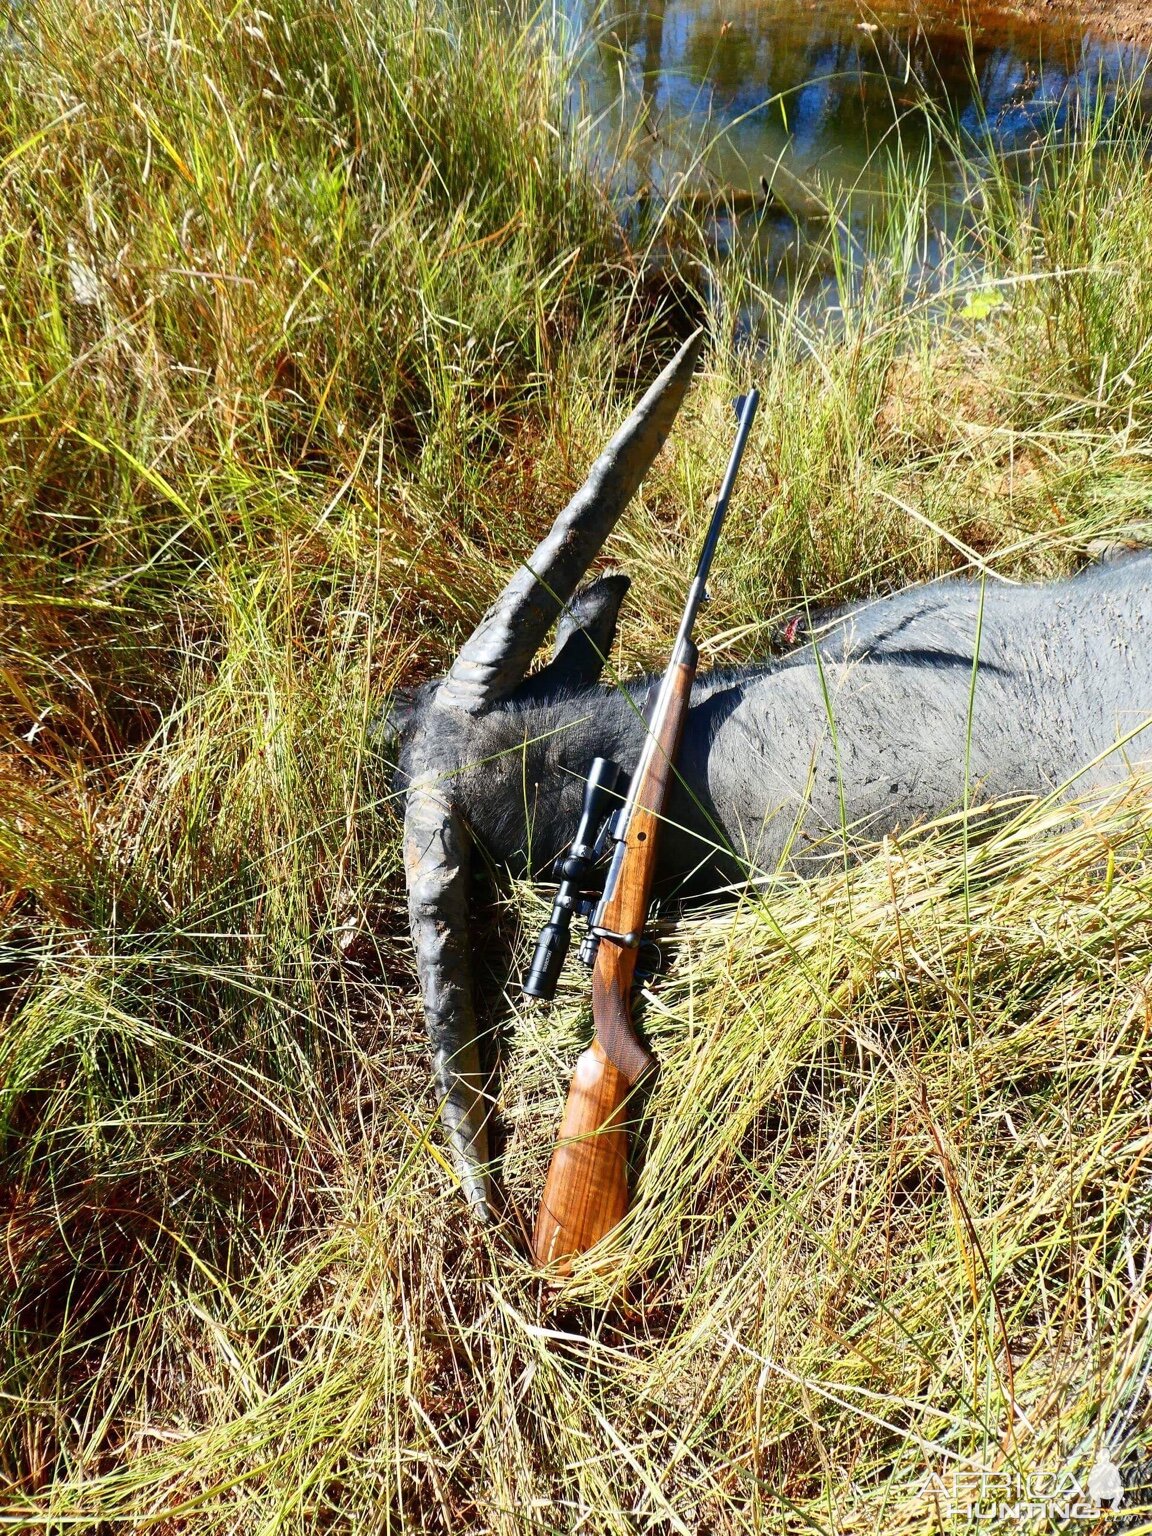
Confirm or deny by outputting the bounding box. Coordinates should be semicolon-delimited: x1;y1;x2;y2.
920;1447;1151;1523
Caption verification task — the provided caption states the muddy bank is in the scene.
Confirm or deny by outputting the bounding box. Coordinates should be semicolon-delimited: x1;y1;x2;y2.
854;0;1152;45
1004;0;1152;44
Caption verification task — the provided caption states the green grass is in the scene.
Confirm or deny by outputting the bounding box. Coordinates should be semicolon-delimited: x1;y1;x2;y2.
3;0;1152;1529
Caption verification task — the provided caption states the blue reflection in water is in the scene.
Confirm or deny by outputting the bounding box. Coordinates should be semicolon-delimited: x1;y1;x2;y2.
560;0;1150;316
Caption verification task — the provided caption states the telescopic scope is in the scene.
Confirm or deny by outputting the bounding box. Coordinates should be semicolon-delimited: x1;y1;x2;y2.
522;756;624;999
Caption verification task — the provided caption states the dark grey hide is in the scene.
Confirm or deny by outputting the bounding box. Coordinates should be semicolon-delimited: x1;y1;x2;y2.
462;555;1152;895
397;323;1152;1222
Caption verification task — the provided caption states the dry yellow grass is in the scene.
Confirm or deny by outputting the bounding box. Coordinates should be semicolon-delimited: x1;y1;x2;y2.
2;0;1152;1529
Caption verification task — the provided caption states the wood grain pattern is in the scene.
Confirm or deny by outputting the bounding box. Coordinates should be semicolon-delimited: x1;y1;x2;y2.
533;649;699;1271
532;1040;631;1271
591;653;695;1082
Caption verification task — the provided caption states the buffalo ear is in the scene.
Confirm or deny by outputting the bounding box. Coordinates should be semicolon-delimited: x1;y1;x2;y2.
370;686;424;775
525;573;631;694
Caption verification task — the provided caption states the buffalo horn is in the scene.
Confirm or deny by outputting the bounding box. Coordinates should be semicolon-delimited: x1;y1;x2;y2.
403;775;493;1219
435;327;705;714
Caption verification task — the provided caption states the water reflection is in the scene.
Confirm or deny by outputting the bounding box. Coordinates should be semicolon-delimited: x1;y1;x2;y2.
564;0;1151;309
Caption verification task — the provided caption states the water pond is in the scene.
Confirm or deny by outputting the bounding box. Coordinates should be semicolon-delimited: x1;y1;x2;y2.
563;0;1152;310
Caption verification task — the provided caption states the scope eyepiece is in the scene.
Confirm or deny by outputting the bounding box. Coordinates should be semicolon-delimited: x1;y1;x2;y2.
521;756;624;1001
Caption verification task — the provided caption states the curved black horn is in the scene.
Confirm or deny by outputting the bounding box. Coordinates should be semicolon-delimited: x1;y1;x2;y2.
436;327;705;714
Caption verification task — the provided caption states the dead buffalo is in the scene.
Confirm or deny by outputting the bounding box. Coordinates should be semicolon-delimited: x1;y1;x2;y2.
393;330;1152;1221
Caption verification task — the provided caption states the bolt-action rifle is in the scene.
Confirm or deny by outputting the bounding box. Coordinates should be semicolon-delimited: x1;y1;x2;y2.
524;388;760;1270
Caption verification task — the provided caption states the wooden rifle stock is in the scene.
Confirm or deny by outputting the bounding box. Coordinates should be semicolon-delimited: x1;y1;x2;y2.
533;651;697;1271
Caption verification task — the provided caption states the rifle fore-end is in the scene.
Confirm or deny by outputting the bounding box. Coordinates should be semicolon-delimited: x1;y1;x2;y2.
532;649;697;1270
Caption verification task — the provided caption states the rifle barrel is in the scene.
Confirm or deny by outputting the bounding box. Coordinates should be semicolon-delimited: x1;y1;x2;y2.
596;389;760;905
674;389;760;654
